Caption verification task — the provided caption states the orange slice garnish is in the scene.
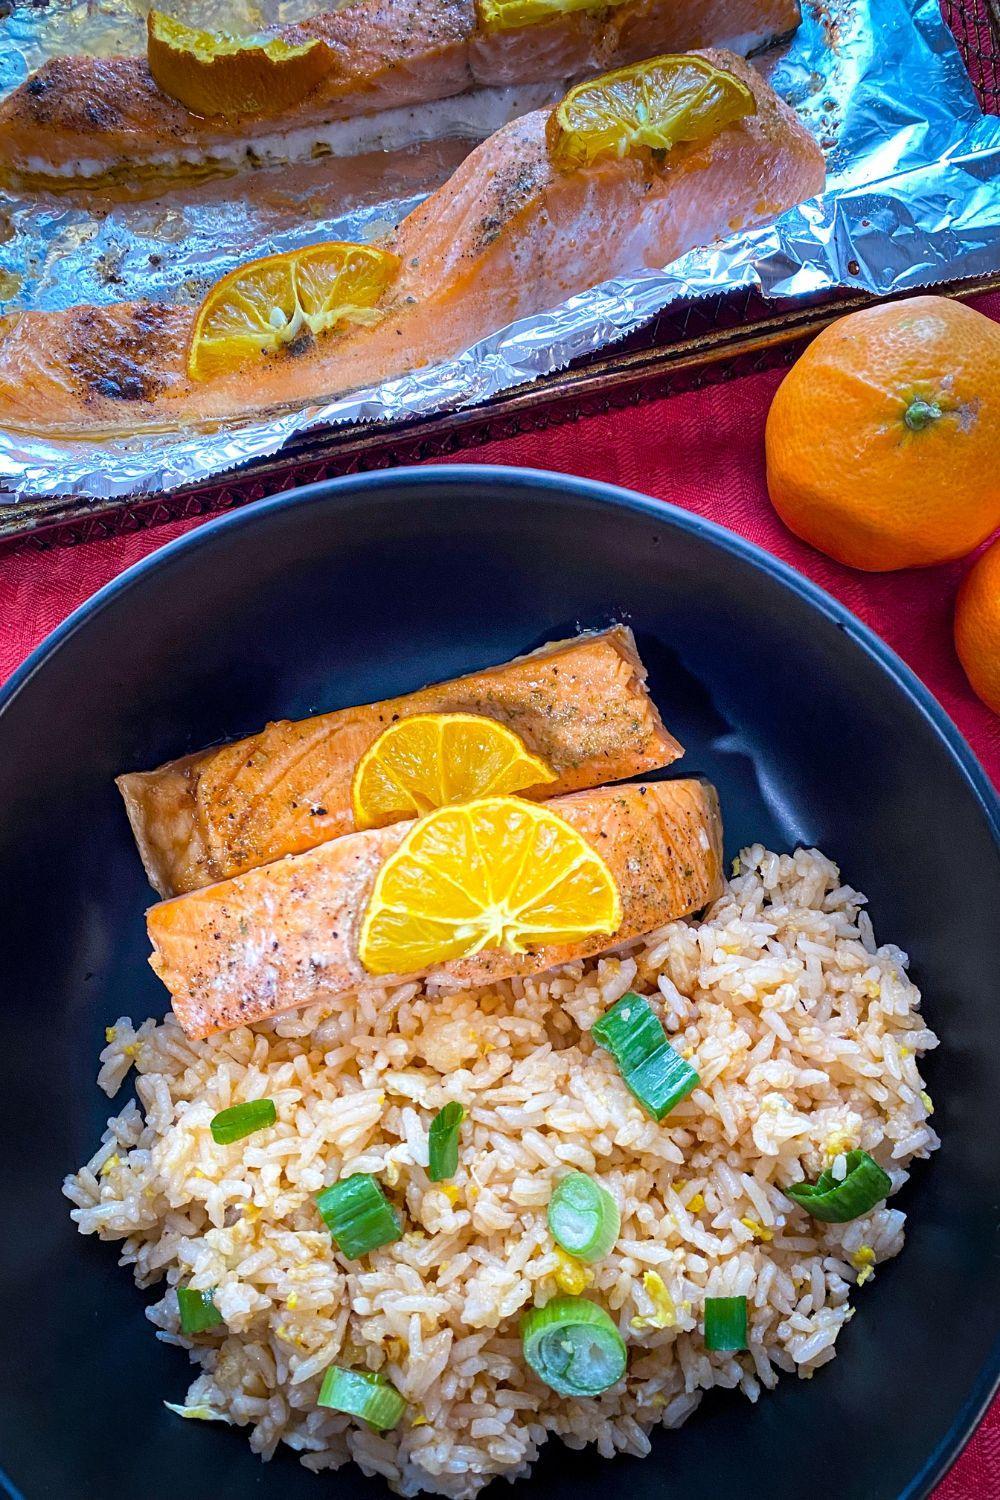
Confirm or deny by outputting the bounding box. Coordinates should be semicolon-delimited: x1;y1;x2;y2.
358;796;622;975
548;55;757;171
147;11;333;120
477;0;629;31
187;241;400;382
352;713;556;831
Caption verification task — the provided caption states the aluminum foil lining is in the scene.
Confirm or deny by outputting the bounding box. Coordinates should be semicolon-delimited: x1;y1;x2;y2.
0;0;998;500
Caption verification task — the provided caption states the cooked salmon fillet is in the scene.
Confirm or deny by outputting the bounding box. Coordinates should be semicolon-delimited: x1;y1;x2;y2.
148;777;724;1038
0;51;824;438
0;0;800;186
118;627;683;899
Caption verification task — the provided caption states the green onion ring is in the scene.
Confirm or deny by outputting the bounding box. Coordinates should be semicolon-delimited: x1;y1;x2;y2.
177;1286;224;1335
704;1295;747;1351
547;1173;620;1263
428;1102;466;1182
591;992;699;1121
521;1296;627;1397
315;1173;402;1258
210;1098;276;1145
784;1150;892;1223
318;1366;407;1430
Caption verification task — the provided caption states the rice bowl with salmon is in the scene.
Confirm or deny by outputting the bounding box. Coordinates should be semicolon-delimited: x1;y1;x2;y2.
64;627;940;1497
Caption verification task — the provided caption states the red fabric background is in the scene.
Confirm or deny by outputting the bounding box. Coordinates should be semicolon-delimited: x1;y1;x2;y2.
0;294;997;1493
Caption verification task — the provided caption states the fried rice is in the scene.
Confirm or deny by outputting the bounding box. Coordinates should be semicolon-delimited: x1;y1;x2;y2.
64;844;940;1497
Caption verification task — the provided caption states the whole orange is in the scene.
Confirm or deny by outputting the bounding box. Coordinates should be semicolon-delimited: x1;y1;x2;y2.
955;537;1000;714
765;296;1000;570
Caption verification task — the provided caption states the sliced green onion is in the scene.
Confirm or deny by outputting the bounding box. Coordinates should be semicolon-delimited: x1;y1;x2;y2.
210;1098;277;1145
521;1296;627;1397
704;1295;747;1352
428;1102;465;1182
315;1173;402;1258
177;1286;224;1335
783;1149;893;1223
547;1173;620;1263
591;992;699;1121
318;1367;407;1430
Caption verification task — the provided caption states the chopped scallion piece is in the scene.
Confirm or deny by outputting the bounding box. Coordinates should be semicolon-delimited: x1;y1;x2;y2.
318;1367;407;1430
591;992;699;1120
521;1296;627;1397
177;1286;224;1335
315;1173;402;1258
783;1150;892;1223
210;1098;276;1145
547;1173;620;1263
704;1295;747;1351
428;1102;466;1182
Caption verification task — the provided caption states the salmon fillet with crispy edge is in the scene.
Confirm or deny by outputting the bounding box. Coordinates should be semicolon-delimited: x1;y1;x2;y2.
0;51;824;438
148;777;724;1039
0;0;801;186
118;626;683;900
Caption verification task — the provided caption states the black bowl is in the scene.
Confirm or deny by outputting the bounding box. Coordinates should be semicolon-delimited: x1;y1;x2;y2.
1;467;998;1500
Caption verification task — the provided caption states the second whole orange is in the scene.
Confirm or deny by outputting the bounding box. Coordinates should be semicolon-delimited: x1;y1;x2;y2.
955;537;1000;715
765;296;1000;571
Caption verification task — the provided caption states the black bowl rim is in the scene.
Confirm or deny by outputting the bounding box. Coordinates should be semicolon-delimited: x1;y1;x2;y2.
1;463;998;1500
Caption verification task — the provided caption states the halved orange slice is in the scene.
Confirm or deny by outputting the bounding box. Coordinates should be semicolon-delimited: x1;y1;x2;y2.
548;55;757;171
187;241;400;381
147;11;333;121
477;0;628;32
359;796;622;975
352;713;557;831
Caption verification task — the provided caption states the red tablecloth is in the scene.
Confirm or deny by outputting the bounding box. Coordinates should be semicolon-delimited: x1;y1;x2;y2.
1;294;998;1494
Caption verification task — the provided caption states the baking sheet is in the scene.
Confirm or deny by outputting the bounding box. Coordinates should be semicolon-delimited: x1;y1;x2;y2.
0;0;998;498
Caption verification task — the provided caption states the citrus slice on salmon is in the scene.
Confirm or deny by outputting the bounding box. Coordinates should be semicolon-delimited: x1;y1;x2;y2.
548;53;756;168
359;795;623;974
188;241;400;380
477;0;628;32
351;712;557;830
147;11;334;120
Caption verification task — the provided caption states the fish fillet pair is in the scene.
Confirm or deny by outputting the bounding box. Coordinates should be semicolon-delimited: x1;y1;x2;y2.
127;628;725;1037
0;51;824;437
0;0;801;186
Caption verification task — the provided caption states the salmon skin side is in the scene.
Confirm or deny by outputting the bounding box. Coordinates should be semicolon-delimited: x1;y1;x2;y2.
0;51;825;438
147;778;724;1039
118;626;683;899
0;0;801;184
